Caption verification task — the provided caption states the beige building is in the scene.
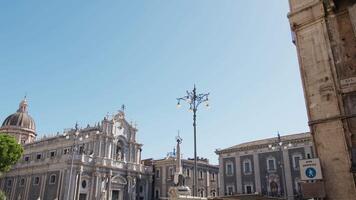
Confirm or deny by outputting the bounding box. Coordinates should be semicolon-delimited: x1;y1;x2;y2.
0;99;152;200
149;138;219;199
287;0;356;199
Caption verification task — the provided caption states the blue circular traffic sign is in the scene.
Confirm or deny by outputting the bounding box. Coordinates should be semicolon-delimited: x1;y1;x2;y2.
305;167;317;178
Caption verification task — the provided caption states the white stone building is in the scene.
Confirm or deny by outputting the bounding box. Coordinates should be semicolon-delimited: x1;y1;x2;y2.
0;98;152;200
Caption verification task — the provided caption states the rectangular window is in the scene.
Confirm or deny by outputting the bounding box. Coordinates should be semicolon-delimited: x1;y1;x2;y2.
6;180;12;187
187;169;190;177
293;156;301;170
225;162;234;176
168;167;174;179
20;178;25;187
36;154;42;160
211;173;215;181
63;148;70;154
155;190;160;199
268;159;275;171
50;151;56;158
199;171;203;179
79;146;85;154
24;156;30;162
244;162;251;173
34;177;40;185
156;169;160;178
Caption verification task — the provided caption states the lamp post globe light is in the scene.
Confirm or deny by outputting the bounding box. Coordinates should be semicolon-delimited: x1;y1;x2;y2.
268;133;292;199
176;85;209;196
63;123;89;200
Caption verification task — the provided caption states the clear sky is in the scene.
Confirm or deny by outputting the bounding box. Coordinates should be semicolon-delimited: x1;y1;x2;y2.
0;1;308;164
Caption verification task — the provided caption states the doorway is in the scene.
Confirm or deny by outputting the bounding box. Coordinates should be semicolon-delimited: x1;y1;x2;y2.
79;193;87;200
112;190;120;200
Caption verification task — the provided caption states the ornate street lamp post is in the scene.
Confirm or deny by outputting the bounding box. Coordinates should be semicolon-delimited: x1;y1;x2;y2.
63;123;88;200
268;133;292;199
176;85;209;196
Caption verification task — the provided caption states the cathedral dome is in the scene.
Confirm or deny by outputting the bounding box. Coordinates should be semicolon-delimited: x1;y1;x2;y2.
1;98;36;132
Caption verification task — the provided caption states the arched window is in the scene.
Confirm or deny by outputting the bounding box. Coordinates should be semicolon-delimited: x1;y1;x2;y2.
49;174;56;184
270;181;278;196
199;189;204;197
210;190;216;197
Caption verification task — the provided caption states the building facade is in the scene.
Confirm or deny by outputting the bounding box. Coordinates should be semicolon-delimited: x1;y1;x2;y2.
149;142;219;199
216;132;313;199
287;0;356;199
0;99;152;200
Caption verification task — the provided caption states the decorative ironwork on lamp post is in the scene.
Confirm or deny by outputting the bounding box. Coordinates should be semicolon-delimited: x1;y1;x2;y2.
176;85;209;196
268;133;292;199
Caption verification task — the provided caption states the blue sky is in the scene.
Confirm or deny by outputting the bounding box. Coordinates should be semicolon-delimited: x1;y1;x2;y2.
0;1;308;164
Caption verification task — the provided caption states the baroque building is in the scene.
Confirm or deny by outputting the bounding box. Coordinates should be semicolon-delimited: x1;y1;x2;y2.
148;138;219;199
287;0;356;199
215;132;313;200
0;99;152;200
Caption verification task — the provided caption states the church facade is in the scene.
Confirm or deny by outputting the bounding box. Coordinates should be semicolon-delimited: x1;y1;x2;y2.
0;99;153;200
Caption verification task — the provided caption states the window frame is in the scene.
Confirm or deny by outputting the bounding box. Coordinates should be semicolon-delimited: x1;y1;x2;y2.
155;169;160;179
24;155;30;162
199;170;204;179
33;176;40;185
267;157;276;172
50;151;56;159
225;161;234;176
243;159;252;175
244;184;254;194
49;174;56;184
292;154;302;170
6;179;12;187
19;178;25;187
226;185;234;196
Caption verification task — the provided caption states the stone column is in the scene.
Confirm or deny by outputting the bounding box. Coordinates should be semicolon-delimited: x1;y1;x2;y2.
89;173;96;199
108;141;112;159
162;168;167;197
56;170;62;199
40;174;47;199
75;166;84;200
94;171;100;199
107;170;112;200
104;138;108;158
253;153;261;193
235;156;242;194
10;177;17;200
24;176;31;199
58;170;66;200
218;156;224;195
98;137;102;157
282;150;293;200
